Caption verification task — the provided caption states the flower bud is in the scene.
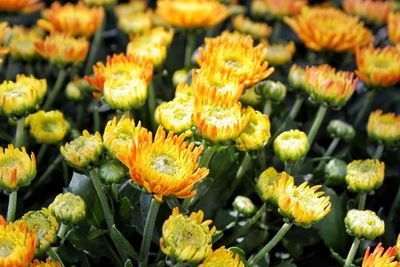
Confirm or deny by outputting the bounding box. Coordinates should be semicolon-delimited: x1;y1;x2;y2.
345;209;384;240
261;80;287;102
274;129;310;162
263;42;296;66
98;160;126;184
172;69;189;87
327;120;355;140
256;167;281;204
49;192;86;225
324;158;347;185
288;64;306;91
345;159;385;193
240;86;263;106
232;196;256;217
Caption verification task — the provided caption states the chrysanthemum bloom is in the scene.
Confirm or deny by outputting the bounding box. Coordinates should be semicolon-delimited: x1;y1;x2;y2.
9;26;43;61
233;196;256;216
367;110;400;144
262;41;296;66
356;45;400;88
274;130;309;162
65;77;92;101
156;0;229;28
18;208;59;254
263;0;306;18
35;33;89;67
0;216;36;267
192;100;251;143
235;107;271;151
256;167;281;204
0;22;10;63
345;209;384;240
130;26;174;47
60;130;103;169
0;0;43;13
85;53;153;97
156;97;194;136
25;110;69;144
175;82;194;98
83;0;116;7
274;172;331;227
38;2;104;38
288;64;306;91
114;0;146;17
117;126;209;202
327;120;355;140
305;64;358;109
160;207;215;263
284;7;373;52
198;246;245;267
251;0;268;18
118;11;152;35
197;32;274;87
388;12;400;45
29;258;62;267
362;243;400;267
232;15;272;40
127;41;166;67
49;192;86;224
0;145;36;191
0;75;47;118
343;0;392;25
346;159;385;193
103;116;147;158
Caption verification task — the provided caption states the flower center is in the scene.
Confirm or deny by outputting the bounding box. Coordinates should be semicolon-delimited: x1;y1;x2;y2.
0;240;14;257
151;154;178;176
0;156;19;168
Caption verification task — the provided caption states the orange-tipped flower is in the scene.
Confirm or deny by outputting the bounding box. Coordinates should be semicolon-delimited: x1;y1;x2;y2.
388;12;400;45
197;32;274;88
356;45;400;88
263;0;306;18
0;216;36;267
284;7;373;52
29;258;62;267
9;26;43;61
262;41;296;66
156;0;230;29
0;22;10;61
38;2;104;38
0;0;43;13
367;110;400;145
117;126;209;202
232;15;272;40
362;243;400;267
343;0;392;25
35;33;89;67
305;64;358;108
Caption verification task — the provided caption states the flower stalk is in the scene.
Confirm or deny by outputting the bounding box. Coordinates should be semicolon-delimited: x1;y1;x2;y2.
354;90;376;127
43;68;68;110
343;238;360;267
308;105;328;145
6;190;17;222
85;20;105;75
184;31;196;69
13;118;25;147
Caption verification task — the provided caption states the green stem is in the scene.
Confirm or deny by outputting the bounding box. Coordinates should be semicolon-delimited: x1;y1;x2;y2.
343;238;360;267
354;90;376;128
62;161;69;186
263;99;272;116
230;152;252;194
13;118;25;147
389;186;400;222
36;144;48;165
43;68;68;110
289;97;304;120
139;198;161;267
76;103;85;130
373;144;384;160
57;223;68;239
147;80;157;131
5;56;15;80
6;191;17;222
93;100;101;132
271;20;282;42
184;31;196;69
307;105;328;145
358;193;367;210
84;20;105;75
315;137;340;170
284;161;293;174
248;222;293;266
199;145;216;168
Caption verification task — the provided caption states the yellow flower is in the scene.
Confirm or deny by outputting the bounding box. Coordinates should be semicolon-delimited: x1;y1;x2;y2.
38;2;104;38
263;0;306;18
0;145;36;191
0;75;47;118
262;41;296;66
273;129;309;162
367;110;400;144
198;246;245;267
103;116;146;158
49;192;86;224
9;26;43;61
284;7;373;52
250;0;268;18
274;172;331;227
256;167;281;204
118;11;152;35
343;0;392;25
235;107;271;151
345;209;384;240
362;243;400;267
388;12;400;45
192;100;251;143
130;26;174;47
197;32;274;87
160;207;215;263
0;0;43;13
346;159;385;193
288;64;306;91
356;45;400;88
0;22;10;63
232;15;272;40
25;110;69;144
60;130;103;169
0;216;36;267
305;64;358;108
117;126;209;202
172;69;189;87
29;258;62;267
83;0;116;7
156;0;230;28
35;33;89;67
175;82;194;98
65;77;93;101
232;196;256;216
127;41;167;67
18;208;59;254
114;0;146;17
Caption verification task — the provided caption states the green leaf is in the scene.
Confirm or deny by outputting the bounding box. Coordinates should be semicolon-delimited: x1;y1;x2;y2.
118;197;134;224
110;225;140;261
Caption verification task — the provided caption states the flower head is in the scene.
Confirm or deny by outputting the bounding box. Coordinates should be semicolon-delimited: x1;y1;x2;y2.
83;0;116;7
18;208;59;254
9;26;43;61
127;40;167;67
29;258;62;267
0;216;36;267
118;11;152;35
38;2;104;38
60;130;103;169
0;145;36;191
345;209;384;240
232;196;256;216
129;26;174;47
284;7;373;52
273;129;309;162
388;12;400;45
160;207;215;263
305;64;358;108
156;0;229;28
117;126;209;202
0;0;43;13
288;64;306;91
346;159;385;193
256;167;281;204
362;243;400;267
114;1;146;17
343;0;392;25
49;192;86;224
274;172;331;227
232;15;272;40
327;120;355;140
35;33;89;67
198;246;245;267
263;41;296;66
0;22;10;62
367;110;400;145
356;45;400;88
263;0;306;18
25;110;69;144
